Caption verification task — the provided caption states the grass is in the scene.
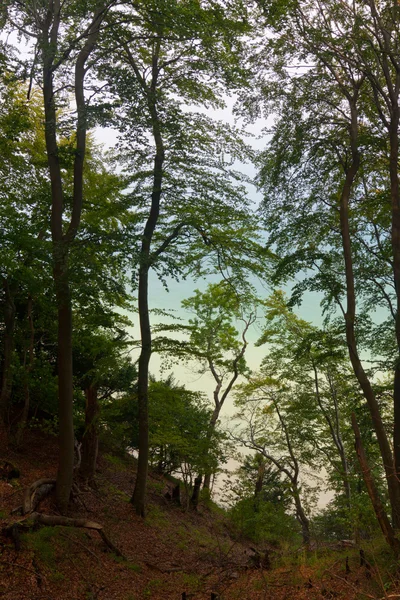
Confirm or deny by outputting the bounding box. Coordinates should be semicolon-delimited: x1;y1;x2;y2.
113;555;142;573
104;453;131;471
181;572;201;589
22;525;69;581
143;578;163;596
145;504;168;528
107;482;130;502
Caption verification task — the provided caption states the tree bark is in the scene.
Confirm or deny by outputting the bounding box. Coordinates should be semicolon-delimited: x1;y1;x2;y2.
388;108;400;528
254;456;266;498
202;406;219;492
79;384;99;482
190;475;202;510
203;317;252;492
338;93;400;527
16;295;35;446
131;40;164;516
293;487;310;546
40;1;107;513
0;279;16;426
351;413;400;556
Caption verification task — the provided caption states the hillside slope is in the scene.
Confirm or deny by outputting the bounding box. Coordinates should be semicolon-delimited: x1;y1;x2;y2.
0;431;396;600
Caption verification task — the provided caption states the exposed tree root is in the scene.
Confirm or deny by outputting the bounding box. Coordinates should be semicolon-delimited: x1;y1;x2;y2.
3;511;125;558
5;478;125;559
23;478;55;515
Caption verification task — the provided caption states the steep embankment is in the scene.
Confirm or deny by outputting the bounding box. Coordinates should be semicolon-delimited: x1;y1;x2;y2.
0;431;395;599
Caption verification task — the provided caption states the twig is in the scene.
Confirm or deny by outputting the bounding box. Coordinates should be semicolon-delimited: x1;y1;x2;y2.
59;532;102;564
0;560;40;576
324;570;376;599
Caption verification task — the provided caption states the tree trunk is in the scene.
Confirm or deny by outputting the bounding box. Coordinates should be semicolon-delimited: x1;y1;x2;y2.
131;57;164;515
389;107;400;529
203;320;251;492
203;407;219;492
190;475;202;510
0;279;16;426
338;95;400;528
293;487;310;546
351;413;400;556
79;384;99;481
254;456;266;498
41;1;106;513
54;255;75;512
16;295;35;446
254;456;266;512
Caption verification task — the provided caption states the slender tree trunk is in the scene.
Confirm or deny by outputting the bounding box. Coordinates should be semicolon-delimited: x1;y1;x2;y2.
293;485;310;546
53;252;74;511
40;1;106;513
351;413;400;556
0;279;16;426
254;456;266;512
254;457;266;498
16;295;35;446
389;109;400;529
131;58;164;515
79;384;99;481
203;407;219;492
203;322;251;492
338;96;400;527
190;474;202;510
339;452;351;508
314;364;351;507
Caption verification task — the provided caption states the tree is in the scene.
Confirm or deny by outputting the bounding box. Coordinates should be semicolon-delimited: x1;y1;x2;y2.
73;319;135;482
224;454;297;545
254;0;400;533
97;0;267;515
5;0;113;511
233;378;313;546
157;281;257;493
0;75;50;429
258;291;359;510
148;375;222;507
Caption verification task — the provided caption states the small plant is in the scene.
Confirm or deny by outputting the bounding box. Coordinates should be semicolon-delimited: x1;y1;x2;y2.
104;454;129;470
143;578;162;596
145;504;168;528
113;555;142;573
181;573;201;589
29;416;59;437
22;526;61;568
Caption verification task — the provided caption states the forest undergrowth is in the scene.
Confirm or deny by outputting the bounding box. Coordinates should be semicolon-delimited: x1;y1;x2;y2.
0;429;398;600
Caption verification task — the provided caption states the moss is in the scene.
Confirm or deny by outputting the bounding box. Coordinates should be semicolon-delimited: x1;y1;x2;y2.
143;578;163;596
104;453;130;471
22;526;66;570
113;555;142;573
145;504;168;528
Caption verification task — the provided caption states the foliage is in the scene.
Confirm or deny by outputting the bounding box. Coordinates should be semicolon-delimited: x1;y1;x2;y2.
229;496;300;545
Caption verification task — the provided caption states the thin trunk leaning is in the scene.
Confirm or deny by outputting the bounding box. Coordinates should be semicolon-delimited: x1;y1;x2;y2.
351;413;400;556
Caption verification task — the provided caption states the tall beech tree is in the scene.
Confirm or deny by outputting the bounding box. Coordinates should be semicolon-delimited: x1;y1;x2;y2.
99;0;266;515
256;0;400;532
6;0;112;511
257;291;358;509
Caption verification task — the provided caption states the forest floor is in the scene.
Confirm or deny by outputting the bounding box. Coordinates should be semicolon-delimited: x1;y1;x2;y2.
0;430;399;600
